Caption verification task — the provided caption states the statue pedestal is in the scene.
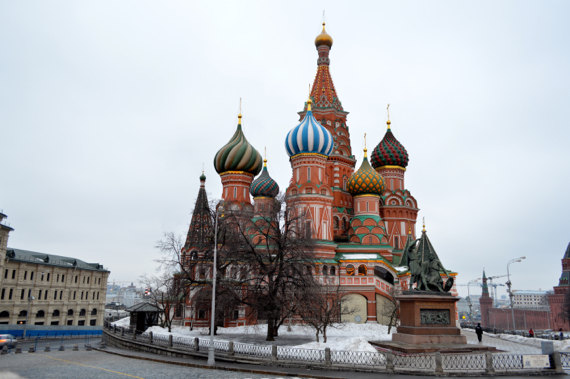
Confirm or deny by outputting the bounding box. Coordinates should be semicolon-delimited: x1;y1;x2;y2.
392;292;467;345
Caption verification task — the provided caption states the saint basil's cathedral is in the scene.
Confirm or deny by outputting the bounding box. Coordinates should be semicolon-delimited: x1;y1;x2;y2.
181;23;457;327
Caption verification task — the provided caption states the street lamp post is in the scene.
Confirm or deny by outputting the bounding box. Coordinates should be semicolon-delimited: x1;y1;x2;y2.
207;209;220;366
506;256;525;333
23;295;34;339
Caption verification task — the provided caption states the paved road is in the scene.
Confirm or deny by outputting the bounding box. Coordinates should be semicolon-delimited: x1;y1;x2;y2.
0;349;272;379
462;329;542;353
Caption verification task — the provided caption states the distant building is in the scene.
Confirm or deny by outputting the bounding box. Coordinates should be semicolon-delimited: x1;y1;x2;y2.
512;290;548;309
0;212;110;326
548;242;570;331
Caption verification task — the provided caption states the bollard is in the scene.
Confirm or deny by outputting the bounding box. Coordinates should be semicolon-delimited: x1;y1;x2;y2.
324;347;331;366
73;344;79;351
434;352;443;375
28;347;35;353
271;345;277;361
169;334;173;348
149;331;153;345
485;351;495;374
85;345;92;351
193;337;199;351
15;346;22;354
385;352;394;373
44;346;51;352
59;345;65;351
228;341;234;356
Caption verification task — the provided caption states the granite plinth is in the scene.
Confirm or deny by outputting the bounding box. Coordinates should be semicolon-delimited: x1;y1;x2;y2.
392;292;467;345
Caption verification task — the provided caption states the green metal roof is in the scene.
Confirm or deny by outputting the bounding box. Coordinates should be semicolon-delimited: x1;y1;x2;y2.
6;248;109;272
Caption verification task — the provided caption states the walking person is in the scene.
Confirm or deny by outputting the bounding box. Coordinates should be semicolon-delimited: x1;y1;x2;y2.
475;323;483;343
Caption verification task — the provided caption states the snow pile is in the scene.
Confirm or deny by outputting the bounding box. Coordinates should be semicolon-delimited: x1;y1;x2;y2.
110;316;130;328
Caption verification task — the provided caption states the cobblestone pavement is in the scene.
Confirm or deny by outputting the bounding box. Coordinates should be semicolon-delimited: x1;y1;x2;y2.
462;329;542;353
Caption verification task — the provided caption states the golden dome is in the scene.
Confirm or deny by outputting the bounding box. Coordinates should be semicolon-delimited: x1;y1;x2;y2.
315;22;333;48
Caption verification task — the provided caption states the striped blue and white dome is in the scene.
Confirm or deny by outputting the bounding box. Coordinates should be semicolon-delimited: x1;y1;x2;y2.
285;100;334;157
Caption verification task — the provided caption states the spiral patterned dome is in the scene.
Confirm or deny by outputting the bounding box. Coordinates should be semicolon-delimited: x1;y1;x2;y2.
315;22;333;48
250;160;279;198
285;99;334;157
214;115;263;175
347;150;385;196
370;121;409;169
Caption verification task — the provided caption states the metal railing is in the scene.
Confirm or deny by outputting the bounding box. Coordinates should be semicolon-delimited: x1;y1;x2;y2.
103;321;562;374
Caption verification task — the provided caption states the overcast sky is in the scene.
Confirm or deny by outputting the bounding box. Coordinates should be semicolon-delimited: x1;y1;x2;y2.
1;1;569;298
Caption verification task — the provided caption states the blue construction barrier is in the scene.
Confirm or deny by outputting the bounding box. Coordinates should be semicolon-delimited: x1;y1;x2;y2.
0;327;102;338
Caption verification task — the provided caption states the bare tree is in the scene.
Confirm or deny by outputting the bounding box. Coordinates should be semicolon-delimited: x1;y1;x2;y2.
140;271;183;333
219;196;317;341
297;279;351;343
380;287;401;334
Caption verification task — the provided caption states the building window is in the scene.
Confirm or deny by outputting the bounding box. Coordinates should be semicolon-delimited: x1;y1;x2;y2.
330;266;336;276
68;309;74;316
24;271;27;280
78;320;85;326
91;308;97;315
3;269;7;279
1;288;5;300
62;274;65;282
394;236;399;250
346;265;355;276
75;275;78;283
198;310;206;319
56;274;59;282
73;291;76;300
322;265;328;276
18;310;27;317
89;319;96;326
67;320;73;326
79;309;86;316
60;291;63;300
36;310;45;318
52;310;60;317
44;290;48;300
0;311;9;318
233;310;239;319
30;272;34;281
12;270;16;279
47;273;50;281
9;288;13;300
38;289;42;299
358;265;367;275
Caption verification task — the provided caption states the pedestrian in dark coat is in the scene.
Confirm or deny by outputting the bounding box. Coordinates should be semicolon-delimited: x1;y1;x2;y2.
475;323;483;343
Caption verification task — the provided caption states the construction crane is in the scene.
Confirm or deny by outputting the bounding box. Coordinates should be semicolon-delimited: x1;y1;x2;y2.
456;278;481;322
487;274;508;307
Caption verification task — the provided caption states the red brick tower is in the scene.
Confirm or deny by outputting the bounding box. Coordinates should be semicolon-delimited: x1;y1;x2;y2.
479;270;493;327
298;23;356;242
548;242;570;331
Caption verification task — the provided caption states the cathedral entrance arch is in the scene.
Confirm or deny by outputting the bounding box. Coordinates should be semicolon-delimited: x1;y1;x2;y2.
341;293;367;324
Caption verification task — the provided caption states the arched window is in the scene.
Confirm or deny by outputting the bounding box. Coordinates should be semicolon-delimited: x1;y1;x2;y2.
67;309;74;316
345;265;355;276
330;266;336;276
79;309;86;316
91;308;97;315
358;265;367;275
334;217;339;230
52;310;60;317
343;218;349;231
36;310;45;318
394;236;399;249
18;310;27;317
0;311;9;318
322;265;328;276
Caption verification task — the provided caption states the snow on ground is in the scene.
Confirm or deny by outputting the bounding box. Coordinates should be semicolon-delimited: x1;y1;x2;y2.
111;317;570;354
111;316;130;328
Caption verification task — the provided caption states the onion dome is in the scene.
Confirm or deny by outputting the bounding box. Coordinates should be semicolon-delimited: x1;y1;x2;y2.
214;114;263;175
250;159;279;198
285;99;334;157
347;148;385;196
315;22;333;48
199;171;206;182
370;120;409;169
